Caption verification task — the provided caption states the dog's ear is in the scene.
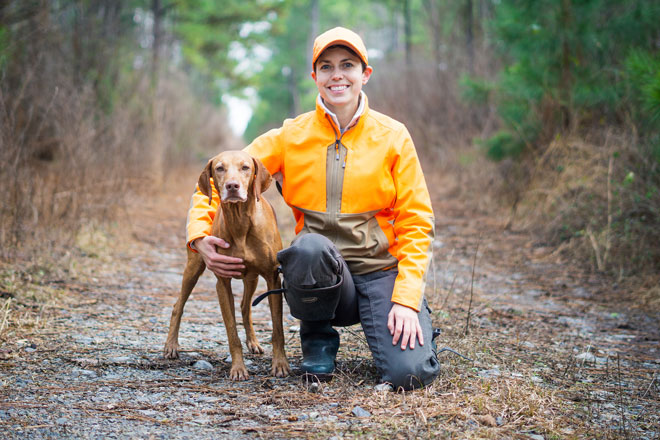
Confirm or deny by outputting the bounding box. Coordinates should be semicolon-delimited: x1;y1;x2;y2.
197;159;214;206
252;157;272;202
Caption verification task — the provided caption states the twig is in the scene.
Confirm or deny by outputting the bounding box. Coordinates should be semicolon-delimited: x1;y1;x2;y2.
616;354;627;437
0;298;11;335
560;352;574;380
603;154;613;268
430;240;438;303
436;347;473;362
464;237;480;336
587;227;603;271
578;344;592;370
640;371;656;399
437;248;455;307
22;424;55;430
441;273;457;311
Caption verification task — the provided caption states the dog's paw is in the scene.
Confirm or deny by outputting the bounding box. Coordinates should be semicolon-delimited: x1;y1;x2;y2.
271;359;291;377
246;340;264;354
229;365;249;381
163;342;180;359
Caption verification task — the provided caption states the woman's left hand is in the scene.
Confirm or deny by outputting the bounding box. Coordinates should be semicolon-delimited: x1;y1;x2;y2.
387;303;424;350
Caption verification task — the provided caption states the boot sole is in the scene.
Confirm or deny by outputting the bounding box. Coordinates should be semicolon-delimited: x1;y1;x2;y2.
301;372;334;383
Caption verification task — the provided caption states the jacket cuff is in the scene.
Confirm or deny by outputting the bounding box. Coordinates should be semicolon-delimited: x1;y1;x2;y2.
391;290;422;312
187;235;206;253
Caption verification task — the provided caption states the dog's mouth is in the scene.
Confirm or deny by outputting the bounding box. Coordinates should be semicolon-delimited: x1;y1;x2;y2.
222;195;247;203
221;186;248;203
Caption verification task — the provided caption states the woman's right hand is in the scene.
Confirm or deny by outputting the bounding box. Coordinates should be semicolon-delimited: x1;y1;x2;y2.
193;236;245;278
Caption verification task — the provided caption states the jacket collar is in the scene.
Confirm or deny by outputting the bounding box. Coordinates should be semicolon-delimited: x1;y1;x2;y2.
315;91;368;136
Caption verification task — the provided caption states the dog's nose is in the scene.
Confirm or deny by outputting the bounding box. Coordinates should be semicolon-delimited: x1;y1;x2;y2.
225;181;240;192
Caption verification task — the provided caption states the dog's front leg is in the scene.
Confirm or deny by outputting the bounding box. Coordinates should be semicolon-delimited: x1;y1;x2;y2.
164;252;205;359
241;276;264;354
266;275;290;377
215;277;249;380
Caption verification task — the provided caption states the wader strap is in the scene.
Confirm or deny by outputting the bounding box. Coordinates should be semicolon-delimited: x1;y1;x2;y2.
251;288;286;307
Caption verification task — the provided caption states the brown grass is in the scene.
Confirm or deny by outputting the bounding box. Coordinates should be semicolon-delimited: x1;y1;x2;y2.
1;163;657;439
367;52;495;162
0;60;237;266
509;132;660;302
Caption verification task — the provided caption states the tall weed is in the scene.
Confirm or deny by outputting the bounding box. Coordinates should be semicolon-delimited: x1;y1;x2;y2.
515;133;659;278
0;36;236;263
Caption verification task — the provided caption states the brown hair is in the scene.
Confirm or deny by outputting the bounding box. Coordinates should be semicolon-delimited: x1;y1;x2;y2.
313;45;367;73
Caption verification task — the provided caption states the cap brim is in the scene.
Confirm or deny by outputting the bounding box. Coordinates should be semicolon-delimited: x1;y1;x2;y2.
313;40;367;66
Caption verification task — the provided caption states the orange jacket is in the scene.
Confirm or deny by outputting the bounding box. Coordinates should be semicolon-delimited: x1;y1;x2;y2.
187;94;434;311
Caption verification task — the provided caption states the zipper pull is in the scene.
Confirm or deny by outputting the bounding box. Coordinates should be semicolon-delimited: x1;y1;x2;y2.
335;141;340;160
342;150;347;168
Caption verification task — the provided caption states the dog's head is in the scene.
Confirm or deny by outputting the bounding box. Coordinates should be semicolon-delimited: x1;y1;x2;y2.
198;150;272;205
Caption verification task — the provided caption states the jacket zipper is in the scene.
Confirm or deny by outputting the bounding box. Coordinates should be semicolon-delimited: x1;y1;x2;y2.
325;115;349;242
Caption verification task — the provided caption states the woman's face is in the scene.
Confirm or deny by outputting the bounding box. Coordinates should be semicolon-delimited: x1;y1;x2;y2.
312;46;372;115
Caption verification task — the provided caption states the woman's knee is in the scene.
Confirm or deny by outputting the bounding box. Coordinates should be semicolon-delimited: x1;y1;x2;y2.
381;350;439;391
290;233;332;259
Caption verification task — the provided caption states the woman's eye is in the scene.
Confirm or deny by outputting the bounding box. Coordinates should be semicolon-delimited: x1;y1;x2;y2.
343;63;354;69
320;64;330;70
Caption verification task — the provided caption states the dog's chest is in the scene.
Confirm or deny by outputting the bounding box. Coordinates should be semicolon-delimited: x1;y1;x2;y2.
218;235;277;275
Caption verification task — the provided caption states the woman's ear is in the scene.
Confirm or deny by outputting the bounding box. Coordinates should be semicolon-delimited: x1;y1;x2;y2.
362;65;373;84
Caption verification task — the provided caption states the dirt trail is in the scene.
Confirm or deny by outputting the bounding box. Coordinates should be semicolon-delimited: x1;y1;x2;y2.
1;168;658;439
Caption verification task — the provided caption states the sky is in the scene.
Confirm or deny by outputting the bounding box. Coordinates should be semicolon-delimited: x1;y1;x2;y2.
223;93;254;137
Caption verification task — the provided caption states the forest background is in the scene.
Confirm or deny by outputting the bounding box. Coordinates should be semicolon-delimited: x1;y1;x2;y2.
1;0;659;302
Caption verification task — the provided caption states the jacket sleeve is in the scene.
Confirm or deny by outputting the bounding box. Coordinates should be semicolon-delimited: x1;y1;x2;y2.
244;126;284;176
389;126;435;312
185;127;284;251
186;179;219;252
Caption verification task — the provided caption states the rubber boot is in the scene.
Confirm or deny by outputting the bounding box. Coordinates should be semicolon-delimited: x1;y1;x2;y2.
300;320;339;379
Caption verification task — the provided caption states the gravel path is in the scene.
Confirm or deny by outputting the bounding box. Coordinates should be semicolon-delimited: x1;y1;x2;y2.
1;170;658;439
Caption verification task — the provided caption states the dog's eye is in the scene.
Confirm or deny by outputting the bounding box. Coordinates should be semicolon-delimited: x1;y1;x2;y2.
216;166;225;172
241;165;250;171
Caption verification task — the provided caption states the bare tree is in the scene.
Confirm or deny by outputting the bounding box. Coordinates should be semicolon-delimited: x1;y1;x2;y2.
464;0;474;74
403;0;412;64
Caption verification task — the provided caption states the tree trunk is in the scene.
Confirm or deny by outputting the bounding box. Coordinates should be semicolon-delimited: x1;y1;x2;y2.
559;0;573;130
0;0;8;25
403;0;412;64
287;66;300;118
464;0;474;74
307;0;319;71
423;0;442;78
152;0;163;88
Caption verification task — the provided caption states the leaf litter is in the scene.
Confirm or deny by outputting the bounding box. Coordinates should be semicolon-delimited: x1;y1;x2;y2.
0;169;658;439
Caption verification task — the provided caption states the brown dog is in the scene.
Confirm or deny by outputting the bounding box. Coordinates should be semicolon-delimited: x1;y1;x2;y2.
163;150;290;380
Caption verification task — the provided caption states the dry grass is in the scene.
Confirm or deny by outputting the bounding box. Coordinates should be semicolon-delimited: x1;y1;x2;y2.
1;164;658;439
368;59;491;162
1;22;657;438
0;262;67;343
0;2;241;265
1;64;237;261
508;133;660;305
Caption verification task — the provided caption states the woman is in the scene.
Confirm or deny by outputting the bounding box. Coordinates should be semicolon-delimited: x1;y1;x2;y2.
187;27;439;390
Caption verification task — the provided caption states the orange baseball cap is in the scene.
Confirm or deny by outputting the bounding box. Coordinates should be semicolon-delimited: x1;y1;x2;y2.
312;27;368;68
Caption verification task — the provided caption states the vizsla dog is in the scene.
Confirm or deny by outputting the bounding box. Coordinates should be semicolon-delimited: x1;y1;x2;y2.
163;150;290;380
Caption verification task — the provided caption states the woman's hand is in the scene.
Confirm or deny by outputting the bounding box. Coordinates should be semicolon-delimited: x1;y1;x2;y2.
193;236;244;278
387;303;424;350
